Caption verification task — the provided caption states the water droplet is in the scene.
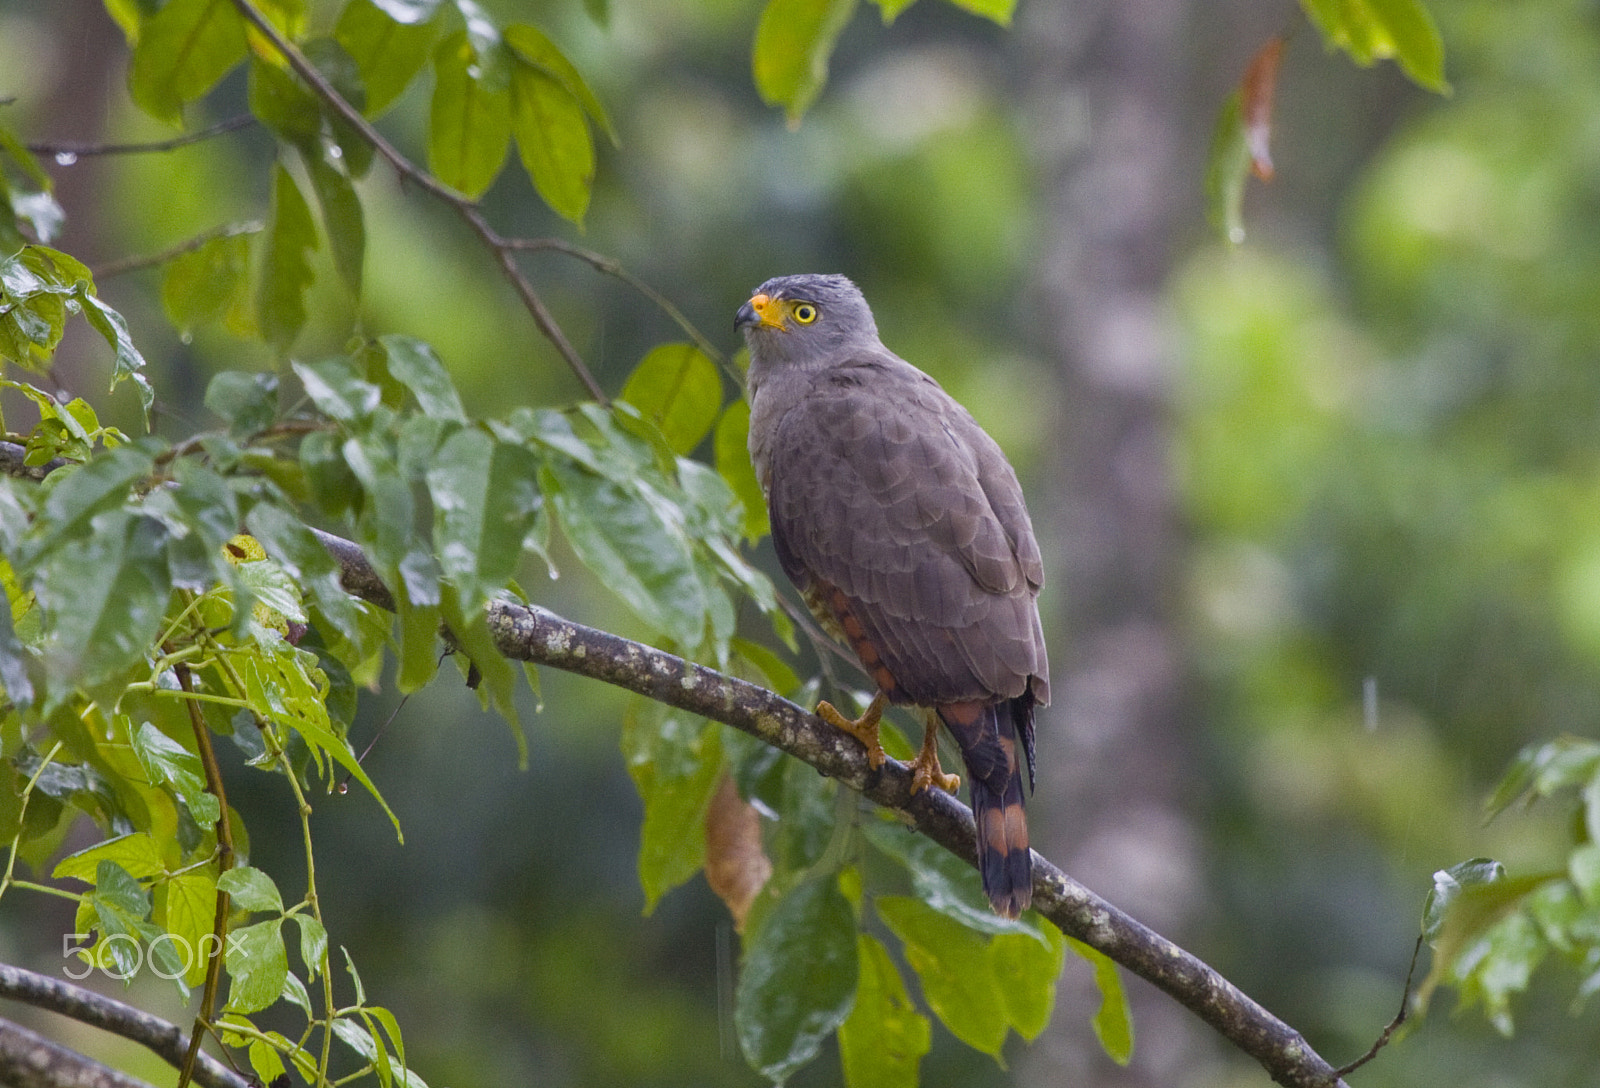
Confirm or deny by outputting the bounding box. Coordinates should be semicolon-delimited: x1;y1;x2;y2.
328;145;343;159
54;151;78;166
336;781;349;795
179;331;193;345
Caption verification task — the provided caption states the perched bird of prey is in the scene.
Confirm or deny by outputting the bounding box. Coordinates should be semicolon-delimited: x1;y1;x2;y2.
736;273;1050;918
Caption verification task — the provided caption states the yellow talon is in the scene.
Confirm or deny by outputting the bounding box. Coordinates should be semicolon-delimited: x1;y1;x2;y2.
816;691;888;770
909;713;960;795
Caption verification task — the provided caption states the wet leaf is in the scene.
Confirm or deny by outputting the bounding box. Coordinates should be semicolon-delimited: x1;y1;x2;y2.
736;874;859;1082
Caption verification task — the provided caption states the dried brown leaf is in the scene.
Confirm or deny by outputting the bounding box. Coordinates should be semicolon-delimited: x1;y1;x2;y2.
705;773;772;931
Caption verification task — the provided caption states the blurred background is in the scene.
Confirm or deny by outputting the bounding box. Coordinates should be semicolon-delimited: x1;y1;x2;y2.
4;0;1600;1084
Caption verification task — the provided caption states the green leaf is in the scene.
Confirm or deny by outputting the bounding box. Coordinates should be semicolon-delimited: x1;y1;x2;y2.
244;501;363;638
1298;0;1448;92
991;926;1067;1041
245;642;403;839
429;30;512;199
1417;858;1555;1017
1204;91;1250;246
53;832;167;884
226;918;289;1014
623;706;724;912
75;290;154;421
248;55;324;152
129;720;222;827
218;866;285;913
396;596;441;693
503;23;617;145
425;429;543;612
86;860;158;979
36;511;172;689
205;371;280;438
736;874;859;1083
156;870;220;987
258;164;319;352
305;149;366;297
292;913;329;977
1065;936;1132;1063
379;334;466;422
945;0;1014;24
128;0;249;124
165;232;254;336
714;401;769;542
620;343;723;455
838;932;930;1088
336;0;441;116
508;59;594;225
877;895;1008;1058
862;819;1034;937
293;357;383;424
541;460;708;649
752;0;858;122
22;444;155;563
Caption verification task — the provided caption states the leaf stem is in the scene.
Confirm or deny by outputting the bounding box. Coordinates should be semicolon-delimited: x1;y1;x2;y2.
174;662;235;1088
0;740;63;905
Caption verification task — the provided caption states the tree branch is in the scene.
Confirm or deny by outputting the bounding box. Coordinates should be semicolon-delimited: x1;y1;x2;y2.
224;0;609;404
305;526;1352;1088
0;967;249;1088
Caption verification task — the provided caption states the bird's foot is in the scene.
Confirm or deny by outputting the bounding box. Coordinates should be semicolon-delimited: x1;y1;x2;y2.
909;717;961;795
816;692;888;770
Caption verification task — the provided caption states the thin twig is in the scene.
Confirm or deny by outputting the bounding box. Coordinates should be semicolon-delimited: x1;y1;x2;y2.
173;663;235;1088
225;0;610;403
25;115;257;159
1334;934;1426;1077
502;237;737;382
92;220;263;281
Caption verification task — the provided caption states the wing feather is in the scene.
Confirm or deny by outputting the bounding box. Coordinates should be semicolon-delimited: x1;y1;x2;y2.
764;353;1048;706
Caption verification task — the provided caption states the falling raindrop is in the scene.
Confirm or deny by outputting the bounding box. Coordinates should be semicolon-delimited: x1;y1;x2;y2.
1363;675;1379;731
54;151;78;166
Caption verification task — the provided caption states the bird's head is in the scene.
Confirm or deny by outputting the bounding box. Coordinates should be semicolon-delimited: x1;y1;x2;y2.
735;274;880;376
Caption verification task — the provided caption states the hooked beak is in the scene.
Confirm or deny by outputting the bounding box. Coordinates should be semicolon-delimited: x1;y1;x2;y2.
735;292;787;332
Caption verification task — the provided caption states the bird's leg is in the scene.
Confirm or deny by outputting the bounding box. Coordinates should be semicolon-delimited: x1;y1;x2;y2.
909;711;961;795
815;690;888;770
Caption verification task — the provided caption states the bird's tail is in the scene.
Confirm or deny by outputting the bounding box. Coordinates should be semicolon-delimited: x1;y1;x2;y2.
938;694;1035;918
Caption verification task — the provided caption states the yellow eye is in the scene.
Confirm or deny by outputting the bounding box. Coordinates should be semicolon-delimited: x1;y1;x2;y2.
792;303;818;324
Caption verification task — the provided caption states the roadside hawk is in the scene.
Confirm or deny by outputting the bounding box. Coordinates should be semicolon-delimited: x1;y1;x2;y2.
736;273;1050;918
